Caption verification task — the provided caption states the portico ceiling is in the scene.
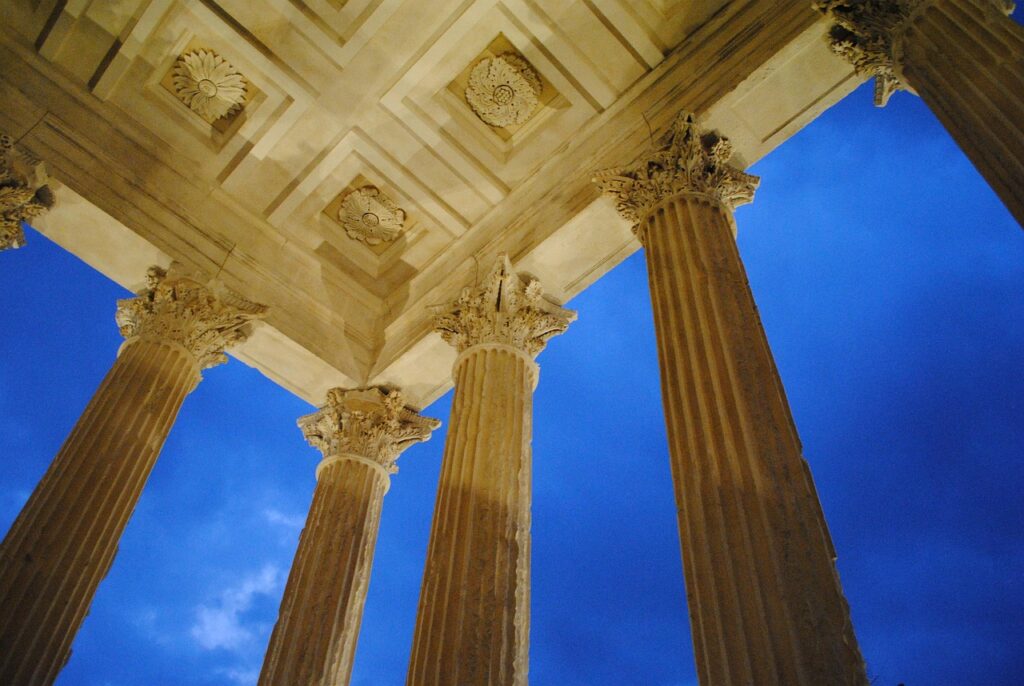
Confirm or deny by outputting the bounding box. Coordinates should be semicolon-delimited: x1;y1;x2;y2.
0;0;860;408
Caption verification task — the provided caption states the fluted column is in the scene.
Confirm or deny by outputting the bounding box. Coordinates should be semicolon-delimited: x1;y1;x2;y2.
259;387;439;686
816;0;1024;227
407;256;575;686
1;134;55;251
595;113;867;685
0;265;265;685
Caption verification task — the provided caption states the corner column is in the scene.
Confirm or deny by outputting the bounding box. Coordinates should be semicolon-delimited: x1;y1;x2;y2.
259;387;439;686
596;113;867;685
816;0;1024;227
406;256;575;686
0;265;265;685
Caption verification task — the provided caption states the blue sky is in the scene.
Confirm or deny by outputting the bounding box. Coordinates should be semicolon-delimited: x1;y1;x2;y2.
2;72;1023;685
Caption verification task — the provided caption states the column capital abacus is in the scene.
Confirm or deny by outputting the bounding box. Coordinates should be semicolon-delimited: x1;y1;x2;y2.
431;254;576;359
1;134;55;251
298;386;439;475
814;0;1016;107
114;264;267;372
593;111;759;240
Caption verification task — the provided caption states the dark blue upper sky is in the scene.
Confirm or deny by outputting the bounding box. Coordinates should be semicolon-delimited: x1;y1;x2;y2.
2;56;1022;685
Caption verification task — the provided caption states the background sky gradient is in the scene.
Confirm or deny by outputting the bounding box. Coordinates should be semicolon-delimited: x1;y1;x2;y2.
1;66;1022;684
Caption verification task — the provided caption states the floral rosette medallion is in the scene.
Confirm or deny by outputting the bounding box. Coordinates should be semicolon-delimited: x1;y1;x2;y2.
172;49;248;123
338;186;405;245
465;53;542;128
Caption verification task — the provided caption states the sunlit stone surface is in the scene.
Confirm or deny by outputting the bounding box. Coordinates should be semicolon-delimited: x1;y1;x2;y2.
0;265;264;686
597;113;868;685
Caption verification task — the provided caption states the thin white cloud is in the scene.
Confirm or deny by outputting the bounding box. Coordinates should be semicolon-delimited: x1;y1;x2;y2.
190;565;281;651
217;666;260;685
262;508;305;530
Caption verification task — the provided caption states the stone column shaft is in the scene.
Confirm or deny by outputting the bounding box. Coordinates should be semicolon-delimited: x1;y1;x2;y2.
407;344;535;685
407;256;574;686
260;459;387;686
0;265;264;686
643;194;863;685
260;387;437;686
818;0;1024;227
0;339;197;685
597;113;866;685
901;0;1024;225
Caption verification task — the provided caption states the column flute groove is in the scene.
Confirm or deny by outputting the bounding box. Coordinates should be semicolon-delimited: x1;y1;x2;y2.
816;0;1024;227
596;112;867;685
259;387;438;686
407;256;574;686
0;265;266;686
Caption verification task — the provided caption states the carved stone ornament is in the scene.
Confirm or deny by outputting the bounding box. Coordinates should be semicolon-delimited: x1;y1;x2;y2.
432;255;576;357
115;264;267;370
338;186;405;245
1;135;55;251
593;111;759;235
172;49;248;123
465;53;542;128
814;0;1016;107
298;387;439;471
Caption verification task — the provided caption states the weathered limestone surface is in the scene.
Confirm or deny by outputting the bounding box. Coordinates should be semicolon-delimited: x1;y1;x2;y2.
259;387;438;686
1;133;54;250
817;0;1024;227
0;266;264;686
406;257;574;686
596;113;867;685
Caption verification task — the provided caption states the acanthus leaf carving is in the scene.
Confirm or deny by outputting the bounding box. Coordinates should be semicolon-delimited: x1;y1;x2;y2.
432;255;576;357
814;0;1016;107
338;186;405;245
115;264;267;371
172;49;248;124
465;53;542;128
1;135;55;251
298;387;439;471
593;112;759;237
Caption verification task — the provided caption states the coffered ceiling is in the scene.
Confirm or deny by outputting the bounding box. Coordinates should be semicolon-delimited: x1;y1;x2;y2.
0;0;861;408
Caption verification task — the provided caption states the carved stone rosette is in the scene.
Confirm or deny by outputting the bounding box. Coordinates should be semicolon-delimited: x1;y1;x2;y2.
432;255;576;358
1;134;55;251
465;53;542;128
593;111;759;241
115;265;267;372
338;186;405;245
259;389;436;686
172;49;248;123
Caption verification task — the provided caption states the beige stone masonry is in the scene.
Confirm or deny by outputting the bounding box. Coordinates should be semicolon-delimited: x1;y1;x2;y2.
596;113;867;685
0;265;265;686
259;387;438;686
817;0;1024;227
0;133;54;251
406;257;574;686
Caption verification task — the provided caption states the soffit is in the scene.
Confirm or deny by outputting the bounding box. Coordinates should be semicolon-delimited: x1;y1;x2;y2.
0;0;859;408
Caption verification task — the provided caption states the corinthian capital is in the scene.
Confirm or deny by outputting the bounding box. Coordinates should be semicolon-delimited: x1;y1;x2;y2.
432;255;576;358
814;0;1015;106
593;112;759;235
298;387;439;471
1;135;55;251
115;264;267;370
